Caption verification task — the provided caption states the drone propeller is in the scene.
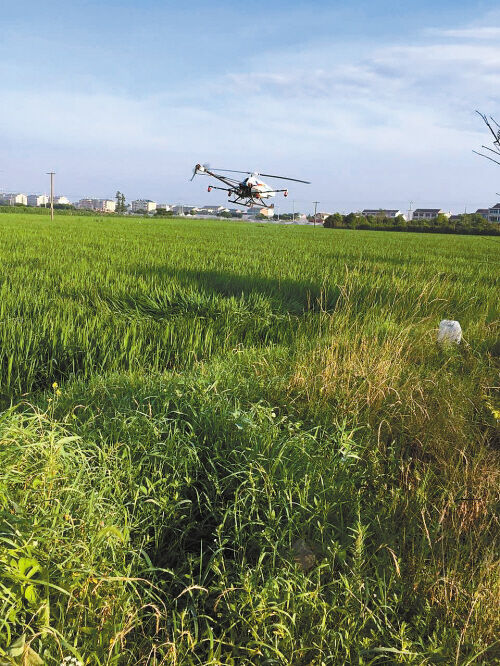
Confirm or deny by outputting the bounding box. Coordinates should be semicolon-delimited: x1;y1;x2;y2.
258;173;311;184
209;168;253;175
210;168;310;184
189;163;211;181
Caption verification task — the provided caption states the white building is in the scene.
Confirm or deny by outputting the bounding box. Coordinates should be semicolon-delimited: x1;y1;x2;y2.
156;203;173;211
412;208;450;221
487;203;500;223
76;198;94;210
27;194;49;207
362;209;406;219
76;198;116;212
0;193;28;205
171;204;202;215
246;206;275;218
131;199;156;213
93;199;116;212
55;195;71;205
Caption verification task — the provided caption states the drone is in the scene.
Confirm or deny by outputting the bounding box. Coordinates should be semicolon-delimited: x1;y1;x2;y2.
473;110;500;166
190;164;310;208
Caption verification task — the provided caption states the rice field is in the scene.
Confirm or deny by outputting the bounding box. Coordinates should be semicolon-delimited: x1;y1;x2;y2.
0;213;498;665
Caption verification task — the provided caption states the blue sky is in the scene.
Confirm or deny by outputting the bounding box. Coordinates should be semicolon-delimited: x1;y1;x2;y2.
2;0;500;213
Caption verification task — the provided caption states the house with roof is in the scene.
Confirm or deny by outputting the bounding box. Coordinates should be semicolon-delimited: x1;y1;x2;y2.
362;209;405;219
487;203;500;222
313;212;332;222
245;206;275;218
411;208;449;221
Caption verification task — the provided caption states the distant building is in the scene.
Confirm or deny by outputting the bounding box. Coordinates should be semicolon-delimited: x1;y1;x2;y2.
201;205;226;214
246;206;274;218
171;204;194;215
76;198;116;212
314;212;332;221
55;195;71;205
412;208;449;220
131;199;156;213
362;209;405;219
76;198;94;210
156;203;173;211
487;203;500;223
475;208;489;219
0;193;28;205
27;194;49;207
93;199;116;212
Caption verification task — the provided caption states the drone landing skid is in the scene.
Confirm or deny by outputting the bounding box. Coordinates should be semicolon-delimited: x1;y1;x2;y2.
228;198;269;209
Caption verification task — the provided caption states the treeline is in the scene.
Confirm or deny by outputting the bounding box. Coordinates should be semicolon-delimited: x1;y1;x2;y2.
323;212;500;235
0;205;103;216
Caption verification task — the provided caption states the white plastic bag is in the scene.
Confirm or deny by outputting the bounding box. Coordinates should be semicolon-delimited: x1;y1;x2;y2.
437;320;462;344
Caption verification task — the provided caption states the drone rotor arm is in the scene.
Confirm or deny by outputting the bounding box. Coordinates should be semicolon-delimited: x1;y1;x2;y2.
258;174;311;184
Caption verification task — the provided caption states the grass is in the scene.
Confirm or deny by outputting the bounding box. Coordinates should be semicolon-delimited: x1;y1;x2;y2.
0;213;498;664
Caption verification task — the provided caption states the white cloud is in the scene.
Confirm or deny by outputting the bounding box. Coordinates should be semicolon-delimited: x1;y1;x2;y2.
428;26;500;39
2;16;500;209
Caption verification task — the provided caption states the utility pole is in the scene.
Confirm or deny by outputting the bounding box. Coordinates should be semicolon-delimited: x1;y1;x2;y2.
313;201;320;227
46;172;55;220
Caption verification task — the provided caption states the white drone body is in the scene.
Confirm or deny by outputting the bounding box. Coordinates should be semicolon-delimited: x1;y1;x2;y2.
191;164;309;208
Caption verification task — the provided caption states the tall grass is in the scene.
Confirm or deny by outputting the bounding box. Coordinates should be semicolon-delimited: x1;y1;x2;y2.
0;214;498;664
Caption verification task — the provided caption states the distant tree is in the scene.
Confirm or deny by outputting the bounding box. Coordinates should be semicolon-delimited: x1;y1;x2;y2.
468;213;488;225
115;191;127;214
344;212;359;228
324;213;343;228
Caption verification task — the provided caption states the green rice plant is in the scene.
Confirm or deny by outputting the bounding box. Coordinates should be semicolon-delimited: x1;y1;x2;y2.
0;213;498;664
